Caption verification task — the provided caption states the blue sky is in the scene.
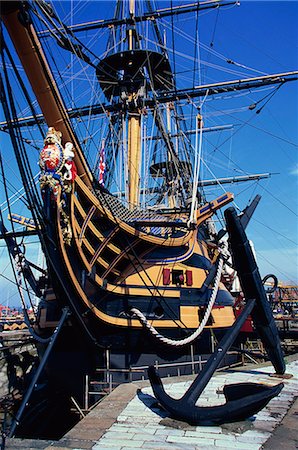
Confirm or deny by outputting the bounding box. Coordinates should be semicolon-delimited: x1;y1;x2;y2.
214;1;298;285
0;1;297;307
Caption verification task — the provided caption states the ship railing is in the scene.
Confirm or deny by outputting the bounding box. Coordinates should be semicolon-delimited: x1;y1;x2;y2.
129;356;208;378
82;350;245;412
84;357;209;408
84;360;205;411
95;354;208;382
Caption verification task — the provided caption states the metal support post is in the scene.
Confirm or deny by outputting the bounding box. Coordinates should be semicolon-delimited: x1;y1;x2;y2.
9;307;69;437
190;344;195;374
84;374;89;411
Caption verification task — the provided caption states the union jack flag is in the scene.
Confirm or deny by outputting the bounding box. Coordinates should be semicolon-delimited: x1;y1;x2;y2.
98;139;105;186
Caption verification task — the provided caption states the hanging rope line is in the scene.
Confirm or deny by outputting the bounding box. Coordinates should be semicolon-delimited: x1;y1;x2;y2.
188;88;209;225
189;113;203;225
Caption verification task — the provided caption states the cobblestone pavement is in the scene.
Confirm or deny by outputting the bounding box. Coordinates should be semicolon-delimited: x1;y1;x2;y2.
91;359;298;450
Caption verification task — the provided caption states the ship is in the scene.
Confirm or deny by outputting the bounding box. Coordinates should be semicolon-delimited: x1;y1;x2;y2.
0;0;297;438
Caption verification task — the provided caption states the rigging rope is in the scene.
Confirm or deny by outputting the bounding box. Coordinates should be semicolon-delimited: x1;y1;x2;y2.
1;41;107;349
188;112;203;226
188;87;210;226
0;152;50;343
130;254;224;347
0;173;40;211
31;0;122;169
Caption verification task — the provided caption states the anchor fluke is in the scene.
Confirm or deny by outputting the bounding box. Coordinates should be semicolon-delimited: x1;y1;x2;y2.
149;366;283;424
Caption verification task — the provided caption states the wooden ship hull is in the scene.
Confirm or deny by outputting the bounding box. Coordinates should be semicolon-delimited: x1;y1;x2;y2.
37;176;236;376
1;2;235;360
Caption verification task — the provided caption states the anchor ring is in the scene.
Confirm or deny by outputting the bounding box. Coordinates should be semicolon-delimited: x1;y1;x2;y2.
262;274;278;294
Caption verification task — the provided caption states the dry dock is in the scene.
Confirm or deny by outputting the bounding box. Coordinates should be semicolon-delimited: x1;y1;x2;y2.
3;354;298;450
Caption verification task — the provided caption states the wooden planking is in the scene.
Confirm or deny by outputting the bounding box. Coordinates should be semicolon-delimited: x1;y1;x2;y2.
58;194;183;327
180;306;235;329
79;205;96;243
73;194;121;255
89;227;121;268
73;220;120;275
72;209;181;298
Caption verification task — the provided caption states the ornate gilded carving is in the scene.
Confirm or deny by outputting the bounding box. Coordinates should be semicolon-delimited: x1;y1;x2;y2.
39;127;77;244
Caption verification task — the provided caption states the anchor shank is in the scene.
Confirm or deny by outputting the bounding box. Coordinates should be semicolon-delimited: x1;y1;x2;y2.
225;207;285;374
182;299;255;405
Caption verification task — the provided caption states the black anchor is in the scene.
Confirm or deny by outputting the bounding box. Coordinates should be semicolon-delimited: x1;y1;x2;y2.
148;207;284;425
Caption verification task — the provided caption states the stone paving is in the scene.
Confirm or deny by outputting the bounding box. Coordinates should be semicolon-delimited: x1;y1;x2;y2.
4;357;298;449
91;359;298;450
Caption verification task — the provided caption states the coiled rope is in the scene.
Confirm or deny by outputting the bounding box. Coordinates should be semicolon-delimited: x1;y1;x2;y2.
130;255;224;347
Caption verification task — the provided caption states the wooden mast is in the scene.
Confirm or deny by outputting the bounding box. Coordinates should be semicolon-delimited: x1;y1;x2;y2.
127;0;141;208
1;2;92;185
127;112;141;208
